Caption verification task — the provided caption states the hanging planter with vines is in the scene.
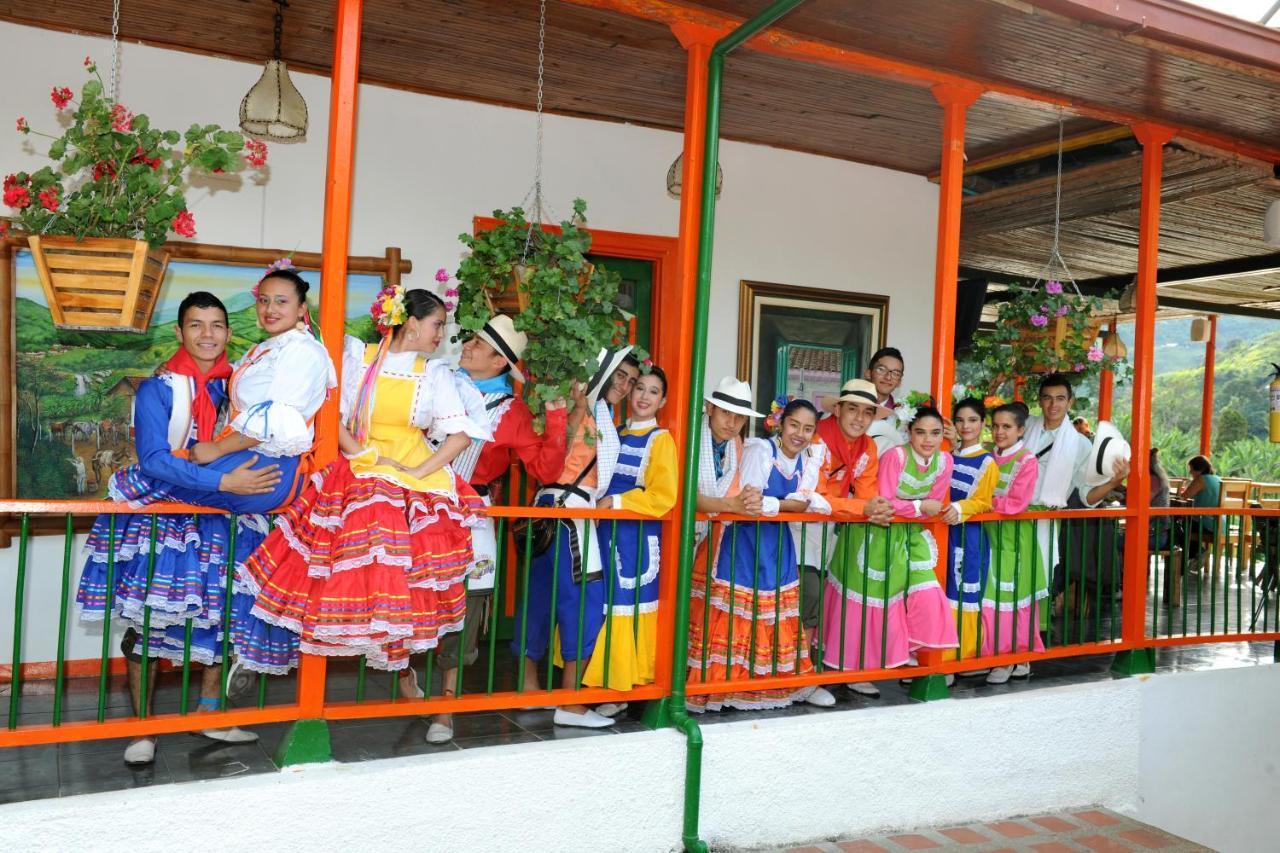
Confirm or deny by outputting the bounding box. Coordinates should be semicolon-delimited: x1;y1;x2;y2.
452;0;635;421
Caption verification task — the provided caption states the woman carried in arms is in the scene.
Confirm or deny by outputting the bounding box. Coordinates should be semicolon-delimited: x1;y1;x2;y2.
76;264;336;763
236;282;491;697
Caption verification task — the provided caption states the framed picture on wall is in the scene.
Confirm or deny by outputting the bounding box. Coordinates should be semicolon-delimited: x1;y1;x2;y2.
5;244;398;501
736;280;888;425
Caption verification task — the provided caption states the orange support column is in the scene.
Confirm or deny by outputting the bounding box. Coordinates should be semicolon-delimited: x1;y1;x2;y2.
652;22;721;694
1116;122;1175;673
914;83;980;699
286;0;364;755
928;83;981;416
1097;321;1115;422
1199;314;1217;456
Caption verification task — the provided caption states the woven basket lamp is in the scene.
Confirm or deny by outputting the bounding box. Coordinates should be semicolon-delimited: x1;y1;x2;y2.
240;0;307;141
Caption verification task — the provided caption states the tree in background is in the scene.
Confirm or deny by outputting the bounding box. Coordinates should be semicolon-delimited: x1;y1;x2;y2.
1215;407;1249;450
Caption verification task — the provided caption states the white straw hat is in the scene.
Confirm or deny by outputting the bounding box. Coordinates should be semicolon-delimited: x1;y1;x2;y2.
585;345;635;409
475;314;528;382
704;377;765;418
1083;421;1132;488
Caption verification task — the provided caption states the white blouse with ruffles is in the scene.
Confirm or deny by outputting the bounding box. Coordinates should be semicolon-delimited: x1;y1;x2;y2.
229;328;337;458
338;335;491;441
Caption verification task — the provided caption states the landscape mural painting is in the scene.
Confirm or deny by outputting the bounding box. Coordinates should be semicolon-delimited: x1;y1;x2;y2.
14;250;384;499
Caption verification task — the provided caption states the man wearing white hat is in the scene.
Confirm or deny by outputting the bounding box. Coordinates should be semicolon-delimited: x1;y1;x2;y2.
512;345;639;729
695;377;766;526
811;378;896;696
426;314;577;743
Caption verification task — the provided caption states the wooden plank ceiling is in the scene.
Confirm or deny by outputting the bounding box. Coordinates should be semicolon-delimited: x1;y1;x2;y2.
4;0;1279;314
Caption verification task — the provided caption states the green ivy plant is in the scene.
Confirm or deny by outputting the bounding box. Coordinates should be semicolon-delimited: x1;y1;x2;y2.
968;280;1131;401
455;198;640;420
4;57;265;248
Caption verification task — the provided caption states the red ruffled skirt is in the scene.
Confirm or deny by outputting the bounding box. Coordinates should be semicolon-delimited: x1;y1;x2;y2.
239;456;482;671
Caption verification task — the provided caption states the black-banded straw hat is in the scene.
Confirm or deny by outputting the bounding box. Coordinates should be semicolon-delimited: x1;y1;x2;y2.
475;314;528;382
704;377;765;418
585;345;635;409
825;378;894;418
1084;420;1131;488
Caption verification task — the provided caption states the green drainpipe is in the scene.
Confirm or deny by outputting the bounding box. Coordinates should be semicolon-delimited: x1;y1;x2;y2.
668;3;809;851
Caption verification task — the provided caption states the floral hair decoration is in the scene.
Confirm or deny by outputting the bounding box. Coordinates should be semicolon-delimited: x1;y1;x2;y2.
369;283;408;333
892;390;936;441
762;394;791;434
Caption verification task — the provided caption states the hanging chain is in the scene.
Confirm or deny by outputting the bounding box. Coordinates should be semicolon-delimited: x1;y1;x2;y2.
521;0;548;263
107;0;121;101
1030;109;1081;296
273;0;288;61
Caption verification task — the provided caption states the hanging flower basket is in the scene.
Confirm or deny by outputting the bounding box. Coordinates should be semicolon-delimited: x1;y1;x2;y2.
483;261;595;316
4;57;266;332
1016;315;1105;373
28;235;169;332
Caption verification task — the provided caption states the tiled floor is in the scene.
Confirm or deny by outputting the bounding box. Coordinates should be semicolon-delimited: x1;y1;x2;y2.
0;642;1275;807
764;808;1209;852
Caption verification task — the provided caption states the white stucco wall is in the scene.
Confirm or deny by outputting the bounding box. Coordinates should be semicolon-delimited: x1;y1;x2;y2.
0;20;937;668
2;666;1275;852
1135;662;1280;853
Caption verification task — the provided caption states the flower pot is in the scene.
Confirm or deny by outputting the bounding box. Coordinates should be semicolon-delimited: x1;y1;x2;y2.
28;235;169;333
482;261;595;317
1016;316;1103;373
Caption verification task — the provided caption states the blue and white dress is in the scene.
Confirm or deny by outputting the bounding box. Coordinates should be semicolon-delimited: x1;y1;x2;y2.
945;445;996;660
581;419;678;691
76;330;335;668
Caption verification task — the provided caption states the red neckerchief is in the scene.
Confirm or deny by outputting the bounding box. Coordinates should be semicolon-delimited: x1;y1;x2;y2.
816;415;869;497
164;347;232;442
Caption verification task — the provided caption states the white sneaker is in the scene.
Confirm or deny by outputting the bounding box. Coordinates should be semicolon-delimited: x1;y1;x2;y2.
399;672;425;699
225;657;256;702
553;708;616;729
594;702;629;718
986;666;1012;684
426;721;454;744
804;686;836;707
199;726;259;744
959;669;991;678
123;737;157;766
945;674;955;687
1011;663;1031;679
847;681;881;697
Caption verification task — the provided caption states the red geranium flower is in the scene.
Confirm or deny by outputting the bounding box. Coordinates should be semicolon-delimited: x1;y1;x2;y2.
51;87;73;110
109;104;133;133
128;146;161;170
16;116;29;134
4;185;31;209
3;174;20;191
38;188;59;212
83;56;92;67
172;209;196;238
92;161;117;182
243;138;268;168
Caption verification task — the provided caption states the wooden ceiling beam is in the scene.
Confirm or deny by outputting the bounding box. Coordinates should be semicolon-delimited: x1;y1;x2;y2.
927;125;1131;182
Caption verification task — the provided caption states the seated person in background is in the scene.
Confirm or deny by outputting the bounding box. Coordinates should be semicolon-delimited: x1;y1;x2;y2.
863;347;906;456
1179;454;1221;571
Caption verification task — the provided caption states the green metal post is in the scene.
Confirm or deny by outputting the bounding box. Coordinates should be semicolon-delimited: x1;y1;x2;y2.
7;514;30;730
665;5;808;851
52;514;74;726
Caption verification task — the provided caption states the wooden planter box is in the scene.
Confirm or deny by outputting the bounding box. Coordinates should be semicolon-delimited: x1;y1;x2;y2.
483;262;594;316
28;235;169;333
1016;316;1104;372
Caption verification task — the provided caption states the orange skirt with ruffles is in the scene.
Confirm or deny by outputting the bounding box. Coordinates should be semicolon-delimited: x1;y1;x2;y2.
687;572;816;712
241;456;482;671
